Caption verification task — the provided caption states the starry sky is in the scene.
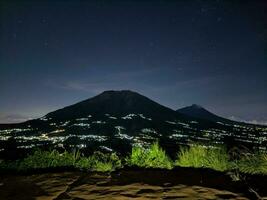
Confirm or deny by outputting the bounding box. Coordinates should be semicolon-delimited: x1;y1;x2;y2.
0;0;266;124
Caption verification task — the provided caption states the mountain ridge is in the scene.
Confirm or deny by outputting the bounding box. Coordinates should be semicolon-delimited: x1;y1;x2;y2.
0;90;265;127
0;90;266;155
176;104;265;127
44;90;186;121
176;104;234;124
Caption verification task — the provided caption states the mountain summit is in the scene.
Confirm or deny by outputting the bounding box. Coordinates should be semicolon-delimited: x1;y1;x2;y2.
176;104;232;124
46;90;180;121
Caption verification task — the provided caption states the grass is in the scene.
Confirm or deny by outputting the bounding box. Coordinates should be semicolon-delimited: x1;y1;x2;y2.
0;149;121;172
175;145;230;172
76;151;121;172
125;142;173;169
175;145;267;175
1;143;267;175
235;152;267;175
19;149;80;170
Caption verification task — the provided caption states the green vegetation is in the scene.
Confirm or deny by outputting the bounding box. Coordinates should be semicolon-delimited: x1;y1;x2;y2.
235;152;267;175
76;152;121;172
1;143;267;175
175;145;267;175
126;142;173;169
0;149;121;172
175;145;230;172
19;149;80;170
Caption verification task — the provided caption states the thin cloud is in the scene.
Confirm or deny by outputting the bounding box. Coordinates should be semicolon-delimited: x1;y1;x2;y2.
228;116;267;126
44;67;164;93
0;113;33;123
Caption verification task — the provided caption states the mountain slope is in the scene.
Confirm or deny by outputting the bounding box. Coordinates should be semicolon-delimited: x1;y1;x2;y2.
0;91;266;157
176;104;234;124
45;90;184;121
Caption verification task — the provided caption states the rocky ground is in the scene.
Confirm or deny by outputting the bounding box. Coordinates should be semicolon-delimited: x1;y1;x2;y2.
0;168;266;200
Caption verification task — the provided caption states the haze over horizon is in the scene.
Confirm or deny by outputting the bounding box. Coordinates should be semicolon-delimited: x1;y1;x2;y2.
1;0;266;124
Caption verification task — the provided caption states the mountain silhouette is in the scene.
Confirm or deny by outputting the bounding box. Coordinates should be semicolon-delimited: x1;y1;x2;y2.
45;90;184;121
176;104;234;124
0;90;266;156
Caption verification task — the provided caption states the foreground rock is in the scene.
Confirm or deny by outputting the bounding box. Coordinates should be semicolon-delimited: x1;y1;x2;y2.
0;168;266;200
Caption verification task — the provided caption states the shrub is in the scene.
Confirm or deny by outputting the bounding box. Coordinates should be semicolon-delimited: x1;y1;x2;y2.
126;142;173;169
175;145;230;172
236;152;267;175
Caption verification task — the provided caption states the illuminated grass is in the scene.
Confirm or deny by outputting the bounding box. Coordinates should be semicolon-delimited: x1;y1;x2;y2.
0;149;121;172
19;149;80;170
175;145;230;172
1;143;267;175
126;142;173;169
76;152;121;172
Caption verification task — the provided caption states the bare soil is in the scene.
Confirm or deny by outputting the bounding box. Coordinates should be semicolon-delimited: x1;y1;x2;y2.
0;168;266;200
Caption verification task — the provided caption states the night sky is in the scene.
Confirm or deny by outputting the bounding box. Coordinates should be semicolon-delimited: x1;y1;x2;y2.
0;0;266;124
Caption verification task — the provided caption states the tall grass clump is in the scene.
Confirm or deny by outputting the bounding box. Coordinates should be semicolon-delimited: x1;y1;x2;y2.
19;149;80;170
175;145;230;172
15;149;121;172
75;151;121;172
236;152;267;175
126;142;173;169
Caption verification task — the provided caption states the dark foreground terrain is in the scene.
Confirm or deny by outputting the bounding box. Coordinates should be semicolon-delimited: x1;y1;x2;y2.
1;168;267;200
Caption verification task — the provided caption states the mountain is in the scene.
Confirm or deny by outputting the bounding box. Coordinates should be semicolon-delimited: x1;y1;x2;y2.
0;91;266;158
45;90;184;121
176;104;235;124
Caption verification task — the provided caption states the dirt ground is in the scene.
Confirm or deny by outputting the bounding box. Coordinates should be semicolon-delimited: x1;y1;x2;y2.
0;168;266;200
